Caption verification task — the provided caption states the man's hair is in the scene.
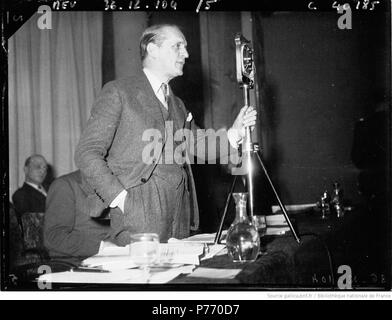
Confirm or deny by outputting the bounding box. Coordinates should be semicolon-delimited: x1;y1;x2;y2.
139;24;180;62
24;154;45;167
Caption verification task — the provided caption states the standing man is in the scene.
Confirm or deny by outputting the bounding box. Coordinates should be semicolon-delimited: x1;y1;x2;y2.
12;154;48;216
75;24;256;244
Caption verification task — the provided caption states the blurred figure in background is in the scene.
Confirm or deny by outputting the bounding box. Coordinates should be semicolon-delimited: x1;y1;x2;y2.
44;170;114;265
12;154;48;216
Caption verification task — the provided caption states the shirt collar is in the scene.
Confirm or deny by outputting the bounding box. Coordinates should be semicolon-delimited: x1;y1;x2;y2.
25;181;43;190
143;68;167;95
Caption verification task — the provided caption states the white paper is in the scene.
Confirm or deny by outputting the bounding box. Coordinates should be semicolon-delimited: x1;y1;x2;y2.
265;226;290;235
173;230;228;244
158;243;204;265
86;241;205;269
201;244;226;261
271;203;316;214
266;214;288;226
82;255;138;271
187;267;241;280
37;265;196;284
97;241;129;256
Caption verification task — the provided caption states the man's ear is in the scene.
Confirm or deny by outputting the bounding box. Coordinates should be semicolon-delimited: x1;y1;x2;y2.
24;166;29;176
146;42;159;59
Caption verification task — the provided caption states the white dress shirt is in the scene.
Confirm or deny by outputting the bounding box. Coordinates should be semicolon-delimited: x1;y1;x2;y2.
143;68;169;109
26;181;47;197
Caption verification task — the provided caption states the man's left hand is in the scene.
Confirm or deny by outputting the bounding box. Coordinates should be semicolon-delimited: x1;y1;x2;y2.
229;105;258;144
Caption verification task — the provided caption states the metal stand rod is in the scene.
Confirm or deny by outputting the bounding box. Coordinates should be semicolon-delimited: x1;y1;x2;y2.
214;175;238;244
242;85;255;218
214;150;301;244
216;32;300;245
255;151;301;244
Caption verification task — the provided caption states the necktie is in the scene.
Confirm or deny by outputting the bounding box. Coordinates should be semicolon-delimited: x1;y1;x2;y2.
161;83;169;105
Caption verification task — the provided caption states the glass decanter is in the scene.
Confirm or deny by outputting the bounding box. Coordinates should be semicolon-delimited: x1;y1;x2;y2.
226;192;261;262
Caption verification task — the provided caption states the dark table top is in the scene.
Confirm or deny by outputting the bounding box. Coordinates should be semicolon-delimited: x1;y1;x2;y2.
169;207;390;289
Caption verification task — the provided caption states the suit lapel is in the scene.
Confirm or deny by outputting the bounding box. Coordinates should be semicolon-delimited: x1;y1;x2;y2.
168;94;185;134
132;72;187;155
23;183;46;200
132;71;168;166
135;72;166;128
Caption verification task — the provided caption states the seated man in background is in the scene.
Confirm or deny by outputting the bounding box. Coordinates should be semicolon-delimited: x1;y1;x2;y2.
12;154;48;216
44;170;118;265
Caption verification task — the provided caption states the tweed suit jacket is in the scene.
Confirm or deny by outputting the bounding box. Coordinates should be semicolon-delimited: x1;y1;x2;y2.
74;70;200;227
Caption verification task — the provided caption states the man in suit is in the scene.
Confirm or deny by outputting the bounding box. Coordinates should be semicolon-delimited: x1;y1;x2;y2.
75;24;257;245
12;154;48;216
44;170;114;265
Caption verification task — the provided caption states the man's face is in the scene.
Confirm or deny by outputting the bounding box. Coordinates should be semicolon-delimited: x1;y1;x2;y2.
154;27;189;81
24;156;48;185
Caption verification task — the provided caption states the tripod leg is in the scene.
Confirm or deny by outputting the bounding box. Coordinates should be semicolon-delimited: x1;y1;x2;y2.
214;175;238;244
255;152;301;244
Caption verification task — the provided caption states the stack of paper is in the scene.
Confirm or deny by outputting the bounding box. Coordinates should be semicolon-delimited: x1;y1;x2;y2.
168;237;226;261
269;203;315;235
171;230;227;244
265;214;290;235
97;241;129;255
271;203;316;214
158;242;205;265
36;240;201;284
82;255;138;271
37;265;196;284
81;242;134;271
82;240;205;271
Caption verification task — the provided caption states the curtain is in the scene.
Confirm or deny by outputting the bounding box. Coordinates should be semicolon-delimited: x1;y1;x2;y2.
112;12;147;80
199;12;243;130
8;12;103;198
102;12;148;83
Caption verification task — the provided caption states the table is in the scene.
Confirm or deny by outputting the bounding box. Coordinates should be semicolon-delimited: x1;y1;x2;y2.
170;206;390;289
6;207;390;290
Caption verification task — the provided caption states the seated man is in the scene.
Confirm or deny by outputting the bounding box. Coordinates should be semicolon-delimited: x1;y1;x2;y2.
12;154;48;216
43;170;118;265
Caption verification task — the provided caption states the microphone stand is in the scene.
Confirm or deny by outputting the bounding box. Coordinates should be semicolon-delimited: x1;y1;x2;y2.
215;34;300;245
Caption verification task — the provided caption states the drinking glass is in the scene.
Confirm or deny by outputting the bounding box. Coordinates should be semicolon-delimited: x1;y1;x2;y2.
129;233;160;281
